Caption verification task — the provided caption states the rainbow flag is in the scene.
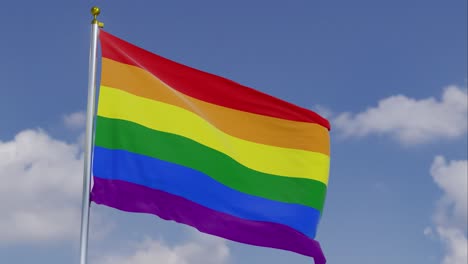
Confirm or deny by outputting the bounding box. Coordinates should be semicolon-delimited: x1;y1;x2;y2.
91;30;330;264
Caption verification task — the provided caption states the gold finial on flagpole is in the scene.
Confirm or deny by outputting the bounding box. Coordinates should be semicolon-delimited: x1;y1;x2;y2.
90;6;104;28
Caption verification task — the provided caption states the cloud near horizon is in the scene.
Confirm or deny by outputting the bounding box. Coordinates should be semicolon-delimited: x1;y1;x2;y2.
334;85;467;144
95;232;230;264
429;156;467;264
0;129;83;243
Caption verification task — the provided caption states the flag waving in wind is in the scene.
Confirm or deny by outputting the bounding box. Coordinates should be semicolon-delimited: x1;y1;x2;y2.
91;30;331;264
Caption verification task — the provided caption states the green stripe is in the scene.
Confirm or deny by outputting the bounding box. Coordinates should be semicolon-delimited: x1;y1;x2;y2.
95;116;327;211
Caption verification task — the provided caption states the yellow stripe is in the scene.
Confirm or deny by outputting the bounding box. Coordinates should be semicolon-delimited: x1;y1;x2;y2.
98;86;330;184
101;58;330;154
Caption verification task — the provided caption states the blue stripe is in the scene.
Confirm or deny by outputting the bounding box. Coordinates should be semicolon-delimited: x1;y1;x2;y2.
93;146;320;238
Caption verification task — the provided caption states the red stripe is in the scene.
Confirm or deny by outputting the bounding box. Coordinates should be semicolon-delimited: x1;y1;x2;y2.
99;30;330;130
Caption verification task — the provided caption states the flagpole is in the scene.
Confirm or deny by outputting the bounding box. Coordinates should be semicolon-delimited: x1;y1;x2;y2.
79;6;102;264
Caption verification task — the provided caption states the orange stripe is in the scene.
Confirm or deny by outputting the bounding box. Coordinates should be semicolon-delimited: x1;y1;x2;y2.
101;58;330;155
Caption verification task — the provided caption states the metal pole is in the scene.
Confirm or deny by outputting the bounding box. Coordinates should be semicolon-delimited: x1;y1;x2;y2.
79;6;102;264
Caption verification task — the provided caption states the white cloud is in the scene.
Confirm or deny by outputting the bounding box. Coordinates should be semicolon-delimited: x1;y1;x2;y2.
431;156;468;226
63;111;86;130
0;129;84;242
429;156;467;264
334;85;468;144
95;233;230;264
436;227;467;264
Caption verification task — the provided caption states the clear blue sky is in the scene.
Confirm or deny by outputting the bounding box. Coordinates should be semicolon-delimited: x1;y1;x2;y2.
0;1;466;264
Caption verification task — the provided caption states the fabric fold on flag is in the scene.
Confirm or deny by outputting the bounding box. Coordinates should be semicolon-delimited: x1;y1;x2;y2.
91;29;330;264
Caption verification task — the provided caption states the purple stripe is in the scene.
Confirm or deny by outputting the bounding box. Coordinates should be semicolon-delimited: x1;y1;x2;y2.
91;177;326;263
